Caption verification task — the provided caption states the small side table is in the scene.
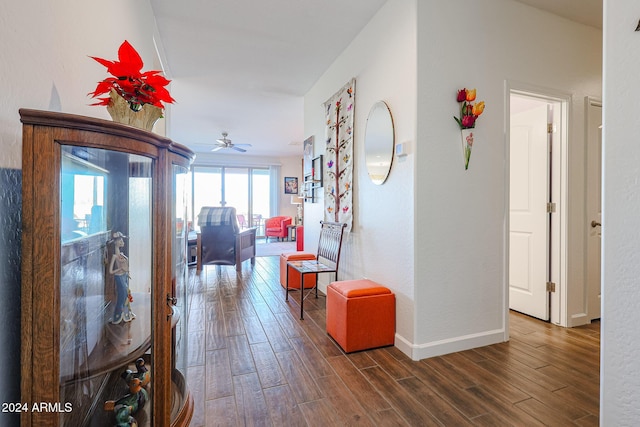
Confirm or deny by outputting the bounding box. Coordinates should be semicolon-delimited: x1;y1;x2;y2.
286;259;337;319
287;224;297;242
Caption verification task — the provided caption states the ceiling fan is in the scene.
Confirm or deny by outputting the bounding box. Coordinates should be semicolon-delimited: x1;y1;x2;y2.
212;132;252;153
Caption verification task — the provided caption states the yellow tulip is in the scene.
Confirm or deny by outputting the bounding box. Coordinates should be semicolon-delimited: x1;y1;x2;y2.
466;89;476;102
472;101;485;116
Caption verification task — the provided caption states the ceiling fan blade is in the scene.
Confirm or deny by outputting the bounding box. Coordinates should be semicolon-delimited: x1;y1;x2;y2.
234;143;252;147
231;146;247;153
211;146;224;152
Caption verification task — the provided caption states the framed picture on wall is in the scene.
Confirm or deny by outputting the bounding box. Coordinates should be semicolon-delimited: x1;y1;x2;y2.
284;177;298;194
303;136;314;176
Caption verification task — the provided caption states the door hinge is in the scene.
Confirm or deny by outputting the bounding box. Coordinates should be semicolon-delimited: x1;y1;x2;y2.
546;202;556;213
547;123;554;134
546;282;556;292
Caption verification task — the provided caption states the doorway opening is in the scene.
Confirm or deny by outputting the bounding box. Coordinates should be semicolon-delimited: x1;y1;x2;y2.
507;85;569;326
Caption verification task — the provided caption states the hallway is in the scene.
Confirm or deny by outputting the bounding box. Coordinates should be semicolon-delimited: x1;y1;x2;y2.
186;257;599;426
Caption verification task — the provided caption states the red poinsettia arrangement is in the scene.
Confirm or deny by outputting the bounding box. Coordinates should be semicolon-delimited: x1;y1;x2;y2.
89;40;175;112
453;88;485;129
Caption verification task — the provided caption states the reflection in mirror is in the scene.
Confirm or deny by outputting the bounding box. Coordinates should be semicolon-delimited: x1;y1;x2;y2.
61;148;108;242
365;101;395;185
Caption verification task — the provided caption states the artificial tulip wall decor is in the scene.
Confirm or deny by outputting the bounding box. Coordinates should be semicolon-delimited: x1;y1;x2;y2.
454;88;485;170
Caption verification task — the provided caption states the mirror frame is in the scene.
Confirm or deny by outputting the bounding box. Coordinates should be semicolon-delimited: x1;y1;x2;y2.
364;100;395;185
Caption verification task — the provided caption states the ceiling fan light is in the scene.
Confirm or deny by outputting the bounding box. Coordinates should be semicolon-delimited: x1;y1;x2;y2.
211;132;250;153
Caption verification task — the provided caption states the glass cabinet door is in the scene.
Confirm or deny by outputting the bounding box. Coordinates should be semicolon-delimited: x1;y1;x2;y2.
171;162;191;422
59;146;153;426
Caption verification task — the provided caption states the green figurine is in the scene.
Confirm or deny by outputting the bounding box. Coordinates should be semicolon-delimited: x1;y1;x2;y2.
104;377;148;427
122;358;150;388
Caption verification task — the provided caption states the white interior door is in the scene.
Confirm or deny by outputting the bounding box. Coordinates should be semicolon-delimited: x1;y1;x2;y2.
509;97;550;320
586;99;602;321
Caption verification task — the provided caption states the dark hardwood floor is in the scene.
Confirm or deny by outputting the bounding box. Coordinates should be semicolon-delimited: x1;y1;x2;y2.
186;257;600;426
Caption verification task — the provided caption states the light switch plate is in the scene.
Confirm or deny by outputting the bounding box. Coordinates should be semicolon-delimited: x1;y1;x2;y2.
395;142;408;157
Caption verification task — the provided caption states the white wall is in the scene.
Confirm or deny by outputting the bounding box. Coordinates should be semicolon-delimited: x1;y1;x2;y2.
305;0;602;361
0;1;162;168
601;0;640;422
412;0;601;359
304;0;417;348
0;0;162;419
279;156;303;221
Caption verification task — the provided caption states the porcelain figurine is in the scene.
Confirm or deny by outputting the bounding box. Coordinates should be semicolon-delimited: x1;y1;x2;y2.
122;358;150;388
104;377;148;427
108;231;135;324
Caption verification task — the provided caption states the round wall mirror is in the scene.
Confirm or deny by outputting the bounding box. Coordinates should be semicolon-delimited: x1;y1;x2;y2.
364;101;395;185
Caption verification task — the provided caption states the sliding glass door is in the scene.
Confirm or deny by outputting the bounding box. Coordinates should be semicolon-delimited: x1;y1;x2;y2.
191;166;271;237
225;167;249;213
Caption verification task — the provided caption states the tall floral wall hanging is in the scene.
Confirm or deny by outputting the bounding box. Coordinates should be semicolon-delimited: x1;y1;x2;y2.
453;88;485;170
323;78;355;232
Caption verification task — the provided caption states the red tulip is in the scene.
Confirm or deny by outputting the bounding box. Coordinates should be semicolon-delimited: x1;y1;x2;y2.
461;115;476;128
457;89;467;102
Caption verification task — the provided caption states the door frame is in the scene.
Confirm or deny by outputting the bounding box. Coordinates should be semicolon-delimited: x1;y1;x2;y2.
584;96;602;322
504;80;571;328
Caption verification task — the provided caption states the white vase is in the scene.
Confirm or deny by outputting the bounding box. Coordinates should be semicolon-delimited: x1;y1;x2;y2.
461;128;475;170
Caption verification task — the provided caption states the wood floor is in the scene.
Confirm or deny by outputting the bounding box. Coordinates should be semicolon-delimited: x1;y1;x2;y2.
186;257;600;426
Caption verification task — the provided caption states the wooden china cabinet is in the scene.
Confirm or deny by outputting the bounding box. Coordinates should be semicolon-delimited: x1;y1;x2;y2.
20;109;194;426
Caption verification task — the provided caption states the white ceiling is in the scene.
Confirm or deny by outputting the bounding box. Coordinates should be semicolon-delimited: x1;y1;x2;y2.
150;0;601;158
512;0;602;30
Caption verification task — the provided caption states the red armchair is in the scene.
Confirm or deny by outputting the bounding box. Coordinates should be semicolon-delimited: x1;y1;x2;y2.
264;216;292;242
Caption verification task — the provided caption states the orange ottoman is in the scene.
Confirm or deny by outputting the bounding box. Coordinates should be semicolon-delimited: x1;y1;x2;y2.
326;279;395;353
279;252;317;289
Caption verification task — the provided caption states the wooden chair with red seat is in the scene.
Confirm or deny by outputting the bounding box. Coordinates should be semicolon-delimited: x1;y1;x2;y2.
264;216;292;242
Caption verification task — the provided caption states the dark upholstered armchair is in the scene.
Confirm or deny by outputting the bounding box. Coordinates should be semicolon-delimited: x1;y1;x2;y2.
264;216;292;241
196;206;256;272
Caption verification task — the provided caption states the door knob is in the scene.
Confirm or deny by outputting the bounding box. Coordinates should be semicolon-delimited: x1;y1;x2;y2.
591;220;601;228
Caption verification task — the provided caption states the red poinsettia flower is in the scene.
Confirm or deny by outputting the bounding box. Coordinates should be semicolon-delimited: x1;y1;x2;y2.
89;40;175;112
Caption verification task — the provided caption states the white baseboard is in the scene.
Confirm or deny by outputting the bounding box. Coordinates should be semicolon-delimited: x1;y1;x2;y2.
394;328;507;361
569;312;590;327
